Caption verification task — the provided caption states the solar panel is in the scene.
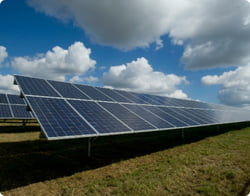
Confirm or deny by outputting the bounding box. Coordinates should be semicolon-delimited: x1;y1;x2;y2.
69;100;132;134
26;97;97;138
0;93;34;119
133;93;162;105
74;84;113;101
189;109;219;124
95;87;134;103
48;80;90;100
143;105;190;127
7;94;25;104
122;104;174;129
11;105;33;118
128;92;153;104
99;102;155;131
169;108;208;124
14;75;250;140
146;95;173;106
15;75;60;97
113;91;150;104
0;94;8;104
0;105;12;118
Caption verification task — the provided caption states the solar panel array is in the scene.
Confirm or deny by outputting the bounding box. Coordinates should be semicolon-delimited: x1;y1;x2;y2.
14;75;250;140
0;93;34;119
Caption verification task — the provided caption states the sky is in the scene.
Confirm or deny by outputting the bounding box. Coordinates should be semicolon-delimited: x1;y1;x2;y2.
0;0;250;108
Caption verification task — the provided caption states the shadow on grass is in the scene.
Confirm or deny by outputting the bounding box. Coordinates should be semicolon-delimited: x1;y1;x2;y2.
0;122;249;191
0;119;39;133
238;179;250;196
0;125;40;133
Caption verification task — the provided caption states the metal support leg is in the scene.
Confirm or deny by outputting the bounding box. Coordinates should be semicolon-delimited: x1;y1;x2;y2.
181;129;185;140
22;119;26;127
88;138;91;157
217;125;220;133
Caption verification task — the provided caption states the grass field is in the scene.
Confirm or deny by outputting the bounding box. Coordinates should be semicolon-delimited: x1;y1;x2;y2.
0;124;250;196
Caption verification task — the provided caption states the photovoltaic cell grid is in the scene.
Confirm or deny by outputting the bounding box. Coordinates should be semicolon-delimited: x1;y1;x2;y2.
0;93;34;119
14;75;250;140
27;97;96;137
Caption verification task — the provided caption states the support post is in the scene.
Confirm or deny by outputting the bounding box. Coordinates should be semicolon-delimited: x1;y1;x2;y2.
88;138;91;157
22;119;26;127
217;125;220;134
181;129;185;140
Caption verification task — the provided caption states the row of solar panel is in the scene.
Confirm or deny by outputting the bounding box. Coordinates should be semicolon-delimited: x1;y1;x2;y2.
26;96;250;139
0;93;34;119
15;75;225;110
0;104;33;119
0;93;26;105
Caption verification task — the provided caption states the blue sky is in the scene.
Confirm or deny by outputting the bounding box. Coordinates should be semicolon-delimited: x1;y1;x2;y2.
1;0;250;108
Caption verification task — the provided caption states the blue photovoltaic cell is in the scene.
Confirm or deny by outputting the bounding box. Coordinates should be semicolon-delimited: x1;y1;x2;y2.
179;100;199;108
69;100;131;134
105;90;148;104
122;104;174;129
125;92;151;104
0;105;12;118
149;96;174;106
15;75;60;97
0;94;8;104
144;106;188;127
192;109;219;124
134;94;162;105
147;95;171;105
191;101;211;109
75;84;113;101
0;94;34;119
11;105;33;118
181;99;206;109
48;80;90;100
96;87;133;103
178;108;211;124
27;96;96;138
7;94;25;105
99;102;155;131
167;99;187;107
169;99;191;108
114;90;147;104
160;107;199;126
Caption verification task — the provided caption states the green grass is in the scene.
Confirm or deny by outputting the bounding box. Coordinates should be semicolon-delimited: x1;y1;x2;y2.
0;125;250;196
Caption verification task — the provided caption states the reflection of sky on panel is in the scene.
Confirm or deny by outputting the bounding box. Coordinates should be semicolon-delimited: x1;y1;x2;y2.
215;110;250;124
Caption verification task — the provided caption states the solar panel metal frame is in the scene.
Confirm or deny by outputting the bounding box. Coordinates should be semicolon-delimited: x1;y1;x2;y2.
14;75;250;140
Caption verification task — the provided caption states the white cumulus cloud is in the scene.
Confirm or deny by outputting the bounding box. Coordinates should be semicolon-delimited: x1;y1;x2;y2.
201;64;250;107
12;42;96;81
103;57;188;99
0;74;19;94
69;75;98;83
155;39;164;51
0;47;18;94
27;0;250;69
0;46;8;65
